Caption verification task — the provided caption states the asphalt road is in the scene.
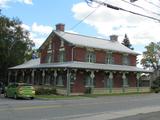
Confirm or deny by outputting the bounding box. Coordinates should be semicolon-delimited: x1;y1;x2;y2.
1;94;160;120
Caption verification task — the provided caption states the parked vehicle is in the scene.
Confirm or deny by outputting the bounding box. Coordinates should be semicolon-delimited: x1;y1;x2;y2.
0;82;5;94
4;83;35;99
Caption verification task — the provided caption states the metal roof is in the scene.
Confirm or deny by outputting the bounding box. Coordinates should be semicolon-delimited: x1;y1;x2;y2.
54;31;139;55
9;60;152;73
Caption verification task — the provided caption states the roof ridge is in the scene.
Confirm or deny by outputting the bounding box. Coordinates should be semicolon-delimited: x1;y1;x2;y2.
54;30;113;42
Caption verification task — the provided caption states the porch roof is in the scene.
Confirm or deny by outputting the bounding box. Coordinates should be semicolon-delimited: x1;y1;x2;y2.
9;59;152;73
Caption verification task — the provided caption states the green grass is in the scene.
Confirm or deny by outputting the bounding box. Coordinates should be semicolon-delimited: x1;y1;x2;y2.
35;92;152;100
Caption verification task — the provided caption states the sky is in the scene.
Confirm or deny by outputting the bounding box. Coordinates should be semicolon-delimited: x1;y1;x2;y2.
1;0;160;66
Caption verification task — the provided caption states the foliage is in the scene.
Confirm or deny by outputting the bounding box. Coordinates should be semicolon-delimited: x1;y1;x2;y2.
0;11;34;84
84;87;92;94
121;34;134;50
35;87;57;95
141;42;160;70
151;76;160;93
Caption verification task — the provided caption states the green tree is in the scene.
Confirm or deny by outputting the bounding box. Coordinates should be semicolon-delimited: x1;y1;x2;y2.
141;42;160;70
122;34;134;50
0;11;34;84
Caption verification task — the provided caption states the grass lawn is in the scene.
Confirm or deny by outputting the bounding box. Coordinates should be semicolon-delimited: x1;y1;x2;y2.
35;92;152;100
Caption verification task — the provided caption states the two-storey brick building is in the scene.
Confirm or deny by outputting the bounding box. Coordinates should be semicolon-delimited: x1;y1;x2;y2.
9;23;152;95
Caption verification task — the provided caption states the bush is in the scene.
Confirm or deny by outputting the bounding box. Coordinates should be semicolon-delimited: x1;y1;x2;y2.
85;87;92;94
35;87;57;95
151;76;160;93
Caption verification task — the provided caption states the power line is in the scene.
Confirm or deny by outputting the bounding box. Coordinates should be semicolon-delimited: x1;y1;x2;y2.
121;0;160;16
70;1;101;30
144;0;160;10
87;0;160;22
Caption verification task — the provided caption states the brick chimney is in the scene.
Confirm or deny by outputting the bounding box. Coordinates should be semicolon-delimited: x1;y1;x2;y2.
56;23;65;31
110;35;118;42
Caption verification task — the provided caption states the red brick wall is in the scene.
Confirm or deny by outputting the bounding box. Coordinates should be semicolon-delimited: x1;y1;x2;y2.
95;51;106;63
113;53;122;65
113;72;122;88
72;71;85;93
74;47;86;62
129;55;136;66
40;46;48;64
128;73;136;87
64;43;72;61
52;35;61;62
95;71;104;88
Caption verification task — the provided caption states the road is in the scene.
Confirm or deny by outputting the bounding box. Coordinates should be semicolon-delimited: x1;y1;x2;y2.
1;93;160;120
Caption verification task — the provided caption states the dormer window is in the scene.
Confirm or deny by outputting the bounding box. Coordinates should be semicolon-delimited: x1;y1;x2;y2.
105;52;114;64
123;54;129;65
45;52;52;63
86;50;96;63
59;48;65;62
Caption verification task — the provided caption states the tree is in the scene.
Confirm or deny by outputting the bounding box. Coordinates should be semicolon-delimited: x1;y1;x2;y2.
141;42;160;70
121;34;134;50
0;11;34;84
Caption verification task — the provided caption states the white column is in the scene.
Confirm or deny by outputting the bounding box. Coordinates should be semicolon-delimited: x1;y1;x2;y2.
22;71;25;83
31;70;35;85
42;70;45;85
90;71;95;87
109;72;113;93
67;69;71;96
8;71;11;84
136;73;140;92
15;71;17;83
54;70;57;87
122;72;126;93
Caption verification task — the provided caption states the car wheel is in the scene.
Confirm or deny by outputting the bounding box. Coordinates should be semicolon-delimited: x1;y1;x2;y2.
14;94;18;99
30;97;34;100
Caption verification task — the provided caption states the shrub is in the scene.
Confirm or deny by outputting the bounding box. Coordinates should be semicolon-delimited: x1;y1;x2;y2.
84;87;92;94
151;76;160;93
35;87;57;95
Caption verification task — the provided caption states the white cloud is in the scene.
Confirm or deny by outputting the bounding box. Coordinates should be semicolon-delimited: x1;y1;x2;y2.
32;22;53;35
72;1;160;47
0;0;33;8
21;24;30;31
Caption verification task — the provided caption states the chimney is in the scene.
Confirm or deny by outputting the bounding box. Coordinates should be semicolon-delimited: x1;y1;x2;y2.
110;35;118;42
56;23;65;31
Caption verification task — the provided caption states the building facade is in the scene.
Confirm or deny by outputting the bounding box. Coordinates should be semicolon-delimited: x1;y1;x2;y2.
9;23;152;95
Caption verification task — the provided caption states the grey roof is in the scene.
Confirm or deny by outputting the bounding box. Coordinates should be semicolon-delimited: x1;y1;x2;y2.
9;59;152;73
9;58;40;69
54;31;139;55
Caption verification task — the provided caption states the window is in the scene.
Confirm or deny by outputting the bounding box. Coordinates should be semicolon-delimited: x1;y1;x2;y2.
84;74;92;87
56;75;64;86
86;51;96;63
45;53;52;63
123;54;129;65
123;77;129;87
59;50;65;62
105;52;114;64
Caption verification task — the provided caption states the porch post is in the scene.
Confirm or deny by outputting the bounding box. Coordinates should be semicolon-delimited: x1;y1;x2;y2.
22;70;25;83
136;73;140;92
122;72;126;93
90;71;95;89
42;70;45;85
66;69;71;96
15;71;17;83
54;70;57;87
31;70;35;85
8;71;11;84
109;72;113;93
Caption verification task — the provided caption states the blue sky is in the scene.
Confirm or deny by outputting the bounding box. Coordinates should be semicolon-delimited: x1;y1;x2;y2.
1;0;160;64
